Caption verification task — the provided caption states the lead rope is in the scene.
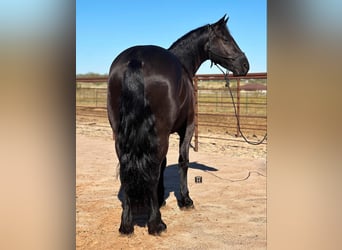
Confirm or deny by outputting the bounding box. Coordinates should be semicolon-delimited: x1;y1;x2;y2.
213;63;267;145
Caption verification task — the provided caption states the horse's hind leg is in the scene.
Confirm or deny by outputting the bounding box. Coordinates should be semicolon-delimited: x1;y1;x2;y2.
177;122;195;209
119;195;134;234
158;157;166;207
147;183;167;235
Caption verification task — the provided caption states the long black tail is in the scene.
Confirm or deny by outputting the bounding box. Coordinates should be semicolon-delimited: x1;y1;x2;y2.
117;59;159;204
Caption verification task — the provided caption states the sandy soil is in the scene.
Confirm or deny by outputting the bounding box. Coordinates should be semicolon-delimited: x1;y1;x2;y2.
76;117;266;249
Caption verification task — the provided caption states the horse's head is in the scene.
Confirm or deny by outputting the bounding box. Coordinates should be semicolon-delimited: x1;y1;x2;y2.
207;15;249;76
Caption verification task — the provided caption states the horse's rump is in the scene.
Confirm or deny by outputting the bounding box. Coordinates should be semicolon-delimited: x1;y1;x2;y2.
108;45;192;149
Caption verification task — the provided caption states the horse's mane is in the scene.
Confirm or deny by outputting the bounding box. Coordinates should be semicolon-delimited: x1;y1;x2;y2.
168;24;208;51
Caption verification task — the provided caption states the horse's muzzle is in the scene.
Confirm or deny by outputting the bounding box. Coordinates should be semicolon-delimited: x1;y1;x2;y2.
233;54;249;76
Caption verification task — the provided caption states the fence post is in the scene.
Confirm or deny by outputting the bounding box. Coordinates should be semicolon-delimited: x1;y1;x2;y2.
236;78;240;137
95;89;98;107
193;76;199;152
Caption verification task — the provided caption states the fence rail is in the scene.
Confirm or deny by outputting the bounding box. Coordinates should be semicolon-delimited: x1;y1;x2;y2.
76;73;267;150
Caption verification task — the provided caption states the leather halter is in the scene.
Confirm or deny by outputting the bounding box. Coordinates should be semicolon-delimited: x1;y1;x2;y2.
207;24;246;66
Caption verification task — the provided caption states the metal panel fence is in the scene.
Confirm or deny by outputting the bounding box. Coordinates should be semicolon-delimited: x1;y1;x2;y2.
76;73;267;150
193;73;267;150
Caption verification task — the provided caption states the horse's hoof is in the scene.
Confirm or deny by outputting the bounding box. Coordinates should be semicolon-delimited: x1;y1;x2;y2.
119;225;134;235
148;221;167;235
178;197;194;209
179;204;195;210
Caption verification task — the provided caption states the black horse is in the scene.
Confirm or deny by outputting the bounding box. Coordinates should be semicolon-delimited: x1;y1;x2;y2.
107;15;249;235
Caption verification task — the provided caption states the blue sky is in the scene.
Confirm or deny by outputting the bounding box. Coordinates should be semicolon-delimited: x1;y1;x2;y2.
76;0;266;74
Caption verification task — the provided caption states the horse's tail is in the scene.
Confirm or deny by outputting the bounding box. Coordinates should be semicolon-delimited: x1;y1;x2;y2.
117;59;159;204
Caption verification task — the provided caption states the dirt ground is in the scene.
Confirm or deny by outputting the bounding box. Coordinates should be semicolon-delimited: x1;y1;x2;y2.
76;115;266;249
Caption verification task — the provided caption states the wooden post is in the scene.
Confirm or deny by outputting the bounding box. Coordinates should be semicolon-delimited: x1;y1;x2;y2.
95;88;98;107
193;76;199;152
236;78;240;137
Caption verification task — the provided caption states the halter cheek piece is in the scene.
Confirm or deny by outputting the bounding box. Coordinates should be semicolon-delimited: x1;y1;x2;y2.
207;24;246;67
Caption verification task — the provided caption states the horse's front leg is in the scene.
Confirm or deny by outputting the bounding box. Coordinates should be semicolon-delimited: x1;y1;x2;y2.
177;123;195;209
178;156;194;209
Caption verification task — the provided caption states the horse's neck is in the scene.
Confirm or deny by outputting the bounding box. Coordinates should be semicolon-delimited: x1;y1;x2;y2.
168;33;208;77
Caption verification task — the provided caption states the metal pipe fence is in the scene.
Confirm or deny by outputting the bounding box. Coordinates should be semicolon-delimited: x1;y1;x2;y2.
193;73;267;150
76;73;267;150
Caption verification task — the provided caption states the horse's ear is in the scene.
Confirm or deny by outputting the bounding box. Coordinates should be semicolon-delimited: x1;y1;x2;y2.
224;15;229;23
215;15;228;26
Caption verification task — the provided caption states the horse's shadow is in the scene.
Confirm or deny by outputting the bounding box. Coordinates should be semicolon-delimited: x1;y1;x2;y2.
163;161;217;202
117;162;217;227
